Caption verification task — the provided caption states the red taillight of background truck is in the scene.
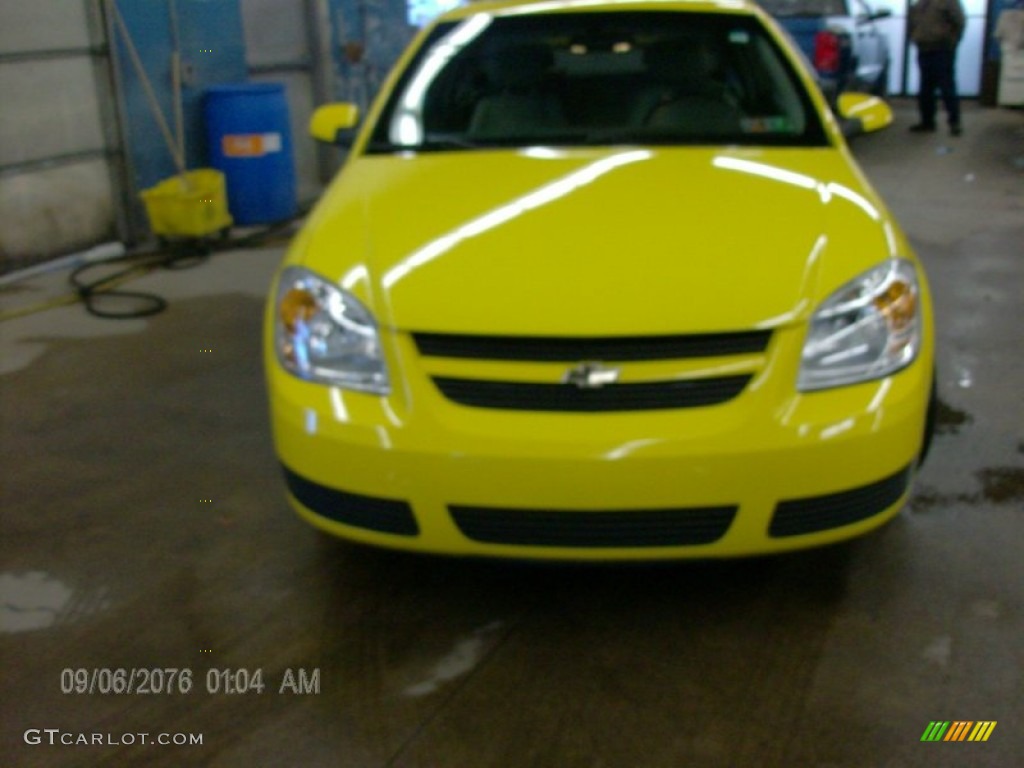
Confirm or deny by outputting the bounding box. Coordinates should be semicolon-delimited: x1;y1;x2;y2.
814;31;841;74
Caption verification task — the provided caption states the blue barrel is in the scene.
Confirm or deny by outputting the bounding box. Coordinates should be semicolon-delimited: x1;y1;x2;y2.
204;83;297;225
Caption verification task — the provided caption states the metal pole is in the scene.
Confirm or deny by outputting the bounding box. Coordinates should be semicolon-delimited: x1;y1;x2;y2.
87;0;134;243
306;0;342;184
100;0;148;241
168;0;186;164
110;0;188;178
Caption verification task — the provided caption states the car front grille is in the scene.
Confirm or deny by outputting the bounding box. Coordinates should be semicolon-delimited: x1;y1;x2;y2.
413;330;771;361
450;504;738;547
432;374;751;411
412;330;770;412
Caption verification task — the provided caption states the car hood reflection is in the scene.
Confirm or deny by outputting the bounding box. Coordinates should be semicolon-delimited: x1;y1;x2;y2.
303;146;892;335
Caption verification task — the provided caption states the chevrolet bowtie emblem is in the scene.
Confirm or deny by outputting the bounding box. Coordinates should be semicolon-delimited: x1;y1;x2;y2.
563;362;621;389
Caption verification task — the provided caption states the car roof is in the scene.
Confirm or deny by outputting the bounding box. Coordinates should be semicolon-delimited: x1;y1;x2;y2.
438;0;760;22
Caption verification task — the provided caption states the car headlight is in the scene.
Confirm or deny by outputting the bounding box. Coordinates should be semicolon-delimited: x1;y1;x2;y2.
274;266;389;394
798;259;921;391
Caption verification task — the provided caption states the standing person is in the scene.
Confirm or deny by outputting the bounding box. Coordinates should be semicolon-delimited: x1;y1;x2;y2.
909;0;967;135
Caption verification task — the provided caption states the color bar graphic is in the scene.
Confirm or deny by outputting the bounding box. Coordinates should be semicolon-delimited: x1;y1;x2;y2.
967;722;997;742
921;721;996;742
944;721;973;741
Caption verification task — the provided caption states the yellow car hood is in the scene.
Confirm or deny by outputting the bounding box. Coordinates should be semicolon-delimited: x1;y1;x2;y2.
301;146;895;335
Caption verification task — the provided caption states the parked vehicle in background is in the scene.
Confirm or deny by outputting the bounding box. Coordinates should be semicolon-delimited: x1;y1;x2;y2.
759;0;892;101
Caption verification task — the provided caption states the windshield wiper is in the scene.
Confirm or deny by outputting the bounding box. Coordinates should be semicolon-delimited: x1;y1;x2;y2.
580;129;648;145
364;134;480;154
420;133;481;150
420;132;592;149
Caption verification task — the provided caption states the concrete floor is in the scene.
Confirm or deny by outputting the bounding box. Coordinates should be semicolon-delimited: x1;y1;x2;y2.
1;101;1022;767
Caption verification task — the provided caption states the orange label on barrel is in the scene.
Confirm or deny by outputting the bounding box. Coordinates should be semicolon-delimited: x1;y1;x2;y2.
222;133;282;157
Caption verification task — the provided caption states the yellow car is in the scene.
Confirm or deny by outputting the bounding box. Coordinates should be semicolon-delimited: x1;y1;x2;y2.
265;0;935;559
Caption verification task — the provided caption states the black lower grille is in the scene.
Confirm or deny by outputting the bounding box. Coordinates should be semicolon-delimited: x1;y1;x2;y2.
414;331;771;362
450;505;737;547
432;374;750;411
769;465;913;537
282;466;419;536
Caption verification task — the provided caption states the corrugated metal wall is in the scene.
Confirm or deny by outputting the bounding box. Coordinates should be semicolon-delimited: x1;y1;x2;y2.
0;0;340;274
110;0;250;237
242;0;335;202
0;1;123;272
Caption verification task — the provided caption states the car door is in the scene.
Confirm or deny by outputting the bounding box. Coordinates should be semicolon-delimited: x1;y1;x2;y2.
851;0;888;90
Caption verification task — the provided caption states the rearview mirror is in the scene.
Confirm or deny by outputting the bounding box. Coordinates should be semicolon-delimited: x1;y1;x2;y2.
837;93;893;138
310;103;360;145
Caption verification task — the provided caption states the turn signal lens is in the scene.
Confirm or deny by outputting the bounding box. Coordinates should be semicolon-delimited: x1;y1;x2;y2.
280;288;318;334
873;279;917;331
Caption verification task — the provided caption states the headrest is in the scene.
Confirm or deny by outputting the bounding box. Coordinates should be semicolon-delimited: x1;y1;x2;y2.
644;40;721;87
482;45;555;90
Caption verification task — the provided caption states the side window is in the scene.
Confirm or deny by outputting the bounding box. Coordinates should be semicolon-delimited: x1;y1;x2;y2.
750;35;807;133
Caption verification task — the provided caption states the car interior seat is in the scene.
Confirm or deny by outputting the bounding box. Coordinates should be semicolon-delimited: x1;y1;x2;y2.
633;39;743;135
468;45;567;139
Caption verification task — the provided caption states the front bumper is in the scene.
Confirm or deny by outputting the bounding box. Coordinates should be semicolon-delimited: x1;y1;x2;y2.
267;328;931;560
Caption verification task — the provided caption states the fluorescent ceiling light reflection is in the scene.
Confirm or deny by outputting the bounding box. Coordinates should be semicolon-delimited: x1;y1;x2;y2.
713;156;817;190
825;182;880;220
341;264;369;291
867;378;891;413
498;0;747;14
820;417;855;440
380;399;403;427
604;438;659;460
714;157;881;221
519;147;568;159
502;0;623;15
330;388;349;422
396;115;421;146
383;150;651;288
391;14;493;145
754;234;826;329
883;222;897;255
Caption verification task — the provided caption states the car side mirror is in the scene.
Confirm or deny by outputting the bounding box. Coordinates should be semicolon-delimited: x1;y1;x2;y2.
837;92;893;138
310;103;360;146
857;8;892;23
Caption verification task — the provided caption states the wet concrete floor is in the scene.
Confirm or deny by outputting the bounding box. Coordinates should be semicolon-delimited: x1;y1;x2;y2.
1;102;1022;767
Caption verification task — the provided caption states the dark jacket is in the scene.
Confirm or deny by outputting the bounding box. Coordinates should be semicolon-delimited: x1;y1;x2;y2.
910;0;967;51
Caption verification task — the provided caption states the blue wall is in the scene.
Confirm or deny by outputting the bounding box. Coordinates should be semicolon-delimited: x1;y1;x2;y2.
113;0;247;194
327;0;417;110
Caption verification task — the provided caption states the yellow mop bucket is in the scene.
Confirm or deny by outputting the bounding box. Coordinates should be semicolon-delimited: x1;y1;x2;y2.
140;169;232;238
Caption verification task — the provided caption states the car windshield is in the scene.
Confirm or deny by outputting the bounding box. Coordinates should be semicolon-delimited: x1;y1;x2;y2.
756;0;849;17
367;11;829;153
